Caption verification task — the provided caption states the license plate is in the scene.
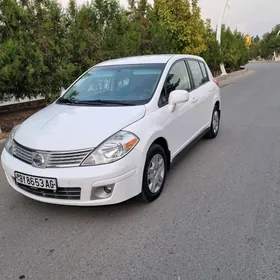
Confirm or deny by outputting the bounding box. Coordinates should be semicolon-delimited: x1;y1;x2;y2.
14;172;57;191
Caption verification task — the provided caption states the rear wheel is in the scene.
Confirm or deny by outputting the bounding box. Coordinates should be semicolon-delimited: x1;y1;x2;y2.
205;106;220;139
140;144;167;203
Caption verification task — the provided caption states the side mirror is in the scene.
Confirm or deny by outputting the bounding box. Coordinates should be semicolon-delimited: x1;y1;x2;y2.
168;90;189;112
60;87;66;97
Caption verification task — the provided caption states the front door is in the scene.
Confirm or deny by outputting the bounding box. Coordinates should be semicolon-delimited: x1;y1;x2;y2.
158;60;199;158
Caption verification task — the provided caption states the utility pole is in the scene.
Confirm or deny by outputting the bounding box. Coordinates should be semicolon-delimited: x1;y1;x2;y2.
274;30;280;60
216;0;229;75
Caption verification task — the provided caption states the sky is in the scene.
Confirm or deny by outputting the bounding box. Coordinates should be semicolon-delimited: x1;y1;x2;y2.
199;0;279;36
60;0;279;37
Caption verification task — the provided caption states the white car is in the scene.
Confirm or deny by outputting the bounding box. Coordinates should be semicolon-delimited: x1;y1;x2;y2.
1;54;221;206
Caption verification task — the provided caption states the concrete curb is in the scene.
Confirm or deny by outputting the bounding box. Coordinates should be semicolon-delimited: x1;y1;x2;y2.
215;69;248;82
215;69;252;88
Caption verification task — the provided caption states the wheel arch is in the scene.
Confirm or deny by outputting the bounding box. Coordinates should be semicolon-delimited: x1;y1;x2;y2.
150;137;171;171
215;100;221;115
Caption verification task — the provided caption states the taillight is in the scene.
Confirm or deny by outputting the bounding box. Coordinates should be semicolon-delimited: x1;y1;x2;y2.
213;79;220;87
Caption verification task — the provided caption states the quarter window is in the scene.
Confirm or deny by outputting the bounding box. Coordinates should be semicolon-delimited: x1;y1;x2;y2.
188;60;208;88
159;60;191;106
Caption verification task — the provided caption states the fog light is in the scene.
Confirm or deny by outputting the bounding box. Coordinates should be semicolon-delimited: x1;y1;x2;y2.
91;184;115;200
104;186;113;194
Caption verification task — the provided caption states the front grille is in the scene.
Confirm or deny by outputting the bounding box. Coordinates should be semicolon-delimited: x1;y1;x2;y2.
46;150;91;168
12;141;92;168
13;142;33;164
18;183;81;200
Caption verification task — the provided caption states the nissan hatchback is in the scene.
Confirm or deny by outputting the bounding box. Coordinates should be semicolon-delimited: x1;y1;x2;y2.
1;55;221;206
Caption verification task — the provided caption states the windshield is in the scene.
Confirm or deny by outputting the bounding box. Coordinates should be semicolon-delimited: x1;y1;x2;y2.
58;64;165;106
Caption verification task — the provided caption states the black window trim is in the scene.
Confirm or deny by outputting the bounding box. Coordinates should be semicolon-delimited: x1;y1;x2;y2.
185;58;210;90
158;58;193;108
183;59;195;91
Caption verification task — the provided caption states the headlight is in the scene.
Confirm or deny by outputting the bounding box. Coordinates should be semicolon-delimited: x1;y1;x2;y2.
5;125;19;155
81;131;139;166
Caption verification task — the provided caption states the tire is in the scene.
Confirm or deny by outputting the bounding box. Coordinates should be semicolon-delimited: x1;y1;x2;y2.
140;144;167;203
205;105;220;139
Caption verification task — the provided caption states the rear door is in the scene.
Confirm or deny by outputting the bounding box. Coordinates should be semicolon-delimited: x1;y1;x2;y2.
186;59;212;128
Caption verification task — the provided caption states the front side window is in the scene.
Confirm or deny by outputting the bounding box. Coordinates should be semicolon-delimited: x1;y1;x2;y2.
58;64;165;106
188;60;206;88
159;60;191;106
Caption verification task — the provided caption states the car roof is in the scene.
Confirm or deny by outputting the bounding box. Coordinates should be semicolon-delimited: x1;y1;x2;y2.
95;54;203;67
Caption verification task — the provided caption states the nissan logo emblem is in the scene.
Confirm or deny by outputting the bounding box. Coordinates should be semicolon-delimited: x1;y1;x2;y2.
32;154;45;167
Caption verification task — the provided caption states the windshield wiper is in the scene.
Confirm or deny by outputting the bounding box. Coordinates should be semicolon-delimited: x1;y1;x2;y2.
72;100;135;106
57;98;78;105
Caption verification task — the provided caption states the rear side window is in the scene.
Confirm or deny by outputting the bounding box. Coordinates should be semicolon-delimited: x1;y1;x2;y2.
199;61;209;83
188;60;207;88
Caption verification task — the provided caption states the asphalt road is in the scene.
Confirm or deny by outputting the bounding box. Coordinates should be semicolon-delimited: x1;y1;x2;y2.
1;62;280;280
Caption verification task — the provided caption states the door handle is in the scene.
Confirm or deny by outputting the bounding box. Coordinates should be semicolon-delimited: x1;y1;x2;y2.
192;97;198;104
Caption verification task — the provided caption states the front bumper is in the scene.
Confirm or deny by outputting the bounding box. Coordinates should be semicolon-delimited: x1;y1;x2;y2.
1;148;144;206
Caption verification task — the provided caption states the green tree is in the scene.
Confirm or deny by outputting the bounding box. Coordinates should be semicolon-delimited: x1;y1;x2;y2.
201;19;221;74
260;24;280;59
154;0;206;54
249;36;261;59
31;0;72;101
221;25;249;70
0;0;260;102
0;0;45;101
125;0;175;55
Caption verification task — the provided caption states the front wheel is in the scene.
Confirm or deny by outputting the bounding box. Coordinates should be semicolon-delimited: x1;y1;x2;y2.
205;106;220;139
140;144;167;203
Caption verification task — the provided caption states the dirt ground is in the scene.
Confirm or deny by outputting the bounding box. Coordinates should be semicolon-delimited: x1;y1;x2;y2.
0;108;42;140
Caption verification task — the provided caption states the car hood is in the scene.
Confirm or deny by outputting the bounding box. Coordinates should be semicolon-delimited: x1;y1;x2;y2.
14;103;146;151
